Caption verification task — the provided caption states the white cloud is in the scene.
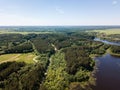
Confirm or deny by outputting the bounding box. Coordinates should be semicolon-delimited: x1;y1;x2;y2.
112;0;118;5
55;7;64;14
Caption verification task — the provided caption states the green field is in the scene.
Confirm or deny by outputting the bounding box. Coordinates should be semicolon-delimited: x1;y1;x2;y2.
92;29;120;35
0;53;36;64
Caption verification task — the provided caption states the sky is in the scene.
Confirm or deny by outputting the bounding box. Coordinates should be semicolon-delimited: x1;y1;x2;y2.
0;0;120;26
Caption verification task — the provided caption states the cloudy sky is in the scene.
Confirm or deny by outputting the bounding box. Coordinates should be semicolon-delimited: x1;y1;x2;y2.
0;0;120;26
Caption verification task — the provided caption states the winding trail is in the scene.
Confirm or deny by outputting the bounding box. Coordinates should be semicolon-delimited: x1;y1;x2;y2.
51;43;58;51
33;43;58;63
33;56;39;63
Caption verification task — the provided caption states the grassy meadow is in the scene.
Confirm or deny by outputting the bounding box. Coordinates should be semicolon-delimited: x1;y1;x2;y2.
0;53;36;64
92;29;120;35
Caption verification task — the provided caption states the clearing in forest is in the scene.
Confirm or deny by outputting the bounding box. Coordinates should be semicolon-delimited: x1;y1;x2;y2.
0;53;36;64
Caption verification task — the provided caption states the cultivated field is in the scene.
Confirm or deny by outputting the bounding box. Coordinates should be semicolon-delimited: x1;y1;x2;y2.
0;53;36;64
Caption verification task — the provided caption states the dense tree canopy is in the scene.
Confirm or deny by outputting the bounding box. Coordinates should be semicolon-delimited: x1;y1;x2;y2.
0;29;119;90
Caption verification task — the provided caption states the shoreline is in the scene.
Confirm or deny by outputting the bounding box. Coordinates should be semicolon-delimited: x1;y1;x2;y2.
106;49;120;57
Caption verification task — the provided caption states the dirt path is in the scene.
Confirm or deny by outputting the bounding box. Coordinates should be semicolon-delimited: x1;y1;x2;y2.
51;44;58;51
33;43;58;63
33;56;39;63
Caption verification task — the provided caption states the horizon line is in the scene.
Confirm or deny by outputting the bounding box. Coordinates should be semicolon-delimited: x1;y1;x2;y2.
0;25;120;27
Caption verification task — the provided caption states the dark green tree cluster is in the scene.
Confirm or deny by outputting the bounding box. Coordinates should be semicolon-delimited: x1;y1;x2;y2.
0;62;46;90
0;31;100;90
64;47;94;75
0;62;25;88
0;34;25;47
5;42;33;53
55;39;72;49
20;63;45;90
111;45;120;54
0;34;37;55
0;62;25;81
31;37;54;54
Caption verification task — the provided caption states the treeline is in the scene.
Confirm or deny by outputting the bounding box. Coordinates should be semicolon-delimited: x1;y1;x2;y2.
90;43;110;55
0;34;37;55
106;34;120;42
53;32;94;50
0;34;24;46
31;37;54;55
110;45;120;54
0;32;95;55
5;42;33;53
64;47;94;75
97;33;120;43
63;47;95;90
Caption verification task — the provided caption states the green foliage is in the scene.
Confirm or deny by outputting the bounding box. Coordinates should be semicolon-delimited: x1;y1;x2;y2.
20;64;45;90
110;46;120;54
74;70;90;82
5;73;20;90
31;37;54;54
5;42;33;53
95;30;120;42
0;34;25;47
43;52;69;90
0;62;13;72
64;47;94;75
69;82;85;90
0;61;46;90
36;54;49;68
0;31;97;90
0;62;25;81
0;34;37;55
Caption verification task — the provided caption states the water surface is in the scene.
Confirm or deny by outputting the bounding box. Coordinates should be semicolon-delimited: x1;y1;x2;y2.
94;38;120;46
93;54;120;90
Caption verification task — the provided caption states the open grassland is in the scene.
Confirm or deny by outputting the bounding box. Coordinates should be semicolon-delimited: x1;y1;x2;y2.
0;53;36;64
92;29;120;35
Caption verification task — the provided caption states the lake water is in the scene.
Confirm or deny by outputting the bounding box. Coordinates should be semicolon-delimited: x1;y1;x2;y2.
93;38;120;90
93;54;120;90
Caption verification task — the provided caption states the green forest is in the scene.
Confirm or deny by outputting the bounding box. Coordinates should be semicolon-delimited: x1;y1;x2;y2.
0;28;120;90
